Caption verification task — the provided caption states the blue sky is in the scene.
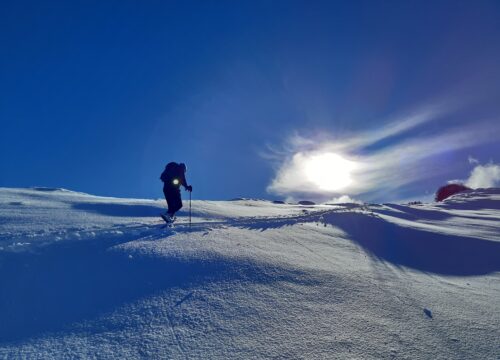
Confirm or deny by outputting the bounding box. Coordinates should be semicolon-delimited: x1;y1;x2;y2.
1;1;500;201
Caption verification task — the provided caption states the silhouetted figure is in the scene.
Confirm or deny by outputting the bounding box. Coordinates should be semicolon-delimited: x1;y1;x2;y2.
160;162;192;223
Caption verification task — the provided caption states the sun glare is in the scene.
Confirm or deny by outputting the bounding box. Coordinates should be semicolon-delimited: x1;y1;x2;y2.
304;152;357;191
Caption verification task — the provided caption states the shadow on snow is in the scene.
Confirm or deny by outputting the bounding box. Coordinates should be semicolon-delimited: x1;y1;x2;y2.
323;212;500;276
0;233;307;344
376;204;453;221
72;202;165;217
233;210;500;276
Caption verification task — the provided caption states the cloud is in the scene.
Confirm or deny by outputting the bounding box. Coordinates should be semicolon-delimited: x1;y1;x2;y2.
266;106;500;201
468;156;479;165
465;163;500;188
324;195;363;205
267;151;358;194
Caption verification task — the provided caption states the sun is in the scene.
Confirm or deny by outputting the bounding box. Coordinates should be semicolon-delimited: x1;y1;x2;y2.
304;152;357;191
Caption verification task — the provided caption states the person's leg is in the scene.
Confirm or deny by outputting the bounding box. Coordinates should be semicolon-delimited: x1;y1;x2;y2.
170;190;183;215
163;186;171;215
165;188;182;216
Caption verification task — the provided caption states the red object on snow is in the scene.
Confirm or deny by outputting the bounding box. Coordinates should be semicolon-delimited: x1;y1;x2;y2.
435;184;471;202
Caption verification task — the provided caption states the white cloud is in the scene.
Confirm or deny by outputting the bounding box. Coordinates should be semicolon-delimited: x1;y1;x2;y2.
447;179;465;184
266;106;500;201
324;195;363;205
468;156;479;165
465;163;500;188
267;151;358;195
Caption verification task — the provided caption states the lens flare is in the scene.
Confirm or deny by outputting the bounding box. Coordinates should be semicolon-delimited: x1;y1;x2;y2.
304;152;357;191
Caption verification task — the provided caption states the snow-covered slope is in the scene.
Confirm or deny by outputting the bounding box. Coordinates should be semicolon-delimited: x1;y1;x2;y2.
0;187;499;359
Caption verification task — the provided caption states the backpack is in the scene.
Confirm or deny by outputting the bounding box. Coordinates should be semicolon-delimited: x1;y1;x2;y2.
160;162;178;182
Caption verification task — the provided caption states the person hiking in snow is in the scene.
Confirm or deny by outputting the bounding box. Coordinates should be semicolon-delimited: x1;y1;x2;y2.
160;162;192;223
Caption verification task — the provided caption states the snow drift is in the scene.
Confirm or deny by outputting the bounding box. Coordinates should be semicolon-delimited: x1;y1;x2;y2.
0;187;499;359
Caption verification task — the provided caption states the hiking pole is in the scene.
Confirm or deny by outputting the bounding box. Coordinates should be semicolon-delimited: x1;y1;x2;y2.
189;190;192;228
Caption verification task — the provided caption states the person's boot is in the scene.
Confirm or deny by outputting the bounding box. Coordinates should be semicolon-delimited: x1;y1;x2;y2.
160;212;175;224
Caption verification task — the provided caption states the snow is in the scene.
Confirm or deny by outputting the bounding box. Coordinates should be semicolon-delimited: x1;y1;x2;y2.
0;187;499;359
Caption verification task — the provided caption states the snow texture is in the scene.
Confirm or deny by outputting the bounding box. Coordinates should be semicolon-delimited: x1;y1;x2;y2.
0;187;499;359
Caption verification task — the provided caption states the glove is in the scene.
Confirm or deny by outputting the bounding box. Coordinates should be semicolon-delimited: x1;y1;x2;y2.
186;185;193;192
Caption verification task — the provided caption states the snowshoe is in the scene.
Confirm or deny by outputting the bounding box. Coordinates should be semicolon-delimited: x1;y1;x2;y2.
160;213;176;227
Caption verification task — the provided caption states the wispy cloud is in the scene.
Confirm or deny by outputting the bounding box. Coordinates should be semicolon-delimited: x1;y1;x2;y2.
465;163;500;188
266;105;500;201
468;156;479;165
324;195;363;205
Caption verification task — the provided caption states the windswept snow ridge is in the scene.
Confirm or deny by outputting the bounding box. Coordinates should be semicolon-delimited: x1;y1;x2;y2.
0;187;499;359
